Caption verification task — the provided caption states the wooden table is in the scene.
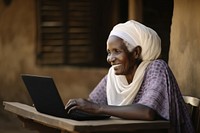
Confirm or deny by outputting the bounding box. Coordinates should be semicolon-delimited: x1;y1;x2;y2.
3;102;171;133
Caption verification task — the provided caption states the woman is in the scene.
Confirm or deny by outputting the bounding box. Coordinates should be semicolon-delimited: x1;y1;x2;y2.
65;20;194;133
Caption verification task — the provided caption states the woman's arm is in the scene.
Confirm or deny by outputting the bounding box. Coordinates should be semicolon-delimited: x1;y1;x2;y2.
100;103;156;120
65;98;156;120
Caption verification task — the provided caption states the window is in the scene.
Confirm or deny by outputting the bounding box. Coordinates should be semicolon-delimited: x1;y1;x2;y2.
36;0;128;67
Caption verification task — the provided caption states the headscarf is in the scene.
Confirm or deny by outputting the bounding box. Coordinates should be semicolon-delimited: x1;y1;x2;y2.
106;20;161;105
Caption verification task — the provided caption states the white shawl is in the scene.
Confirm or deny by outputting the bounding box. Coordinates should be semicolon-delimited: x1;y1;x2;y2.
107;20;161;105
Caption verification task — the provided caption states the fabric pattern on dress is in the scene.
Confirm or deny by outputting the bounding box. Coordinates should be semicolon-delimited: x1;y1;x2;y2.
89;59;195;133
134;59;194;133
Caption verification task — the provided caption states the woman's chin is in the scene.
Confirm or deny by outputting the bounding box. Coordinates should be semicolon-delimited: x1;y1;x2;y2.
114;72;119;75
114;70;122;75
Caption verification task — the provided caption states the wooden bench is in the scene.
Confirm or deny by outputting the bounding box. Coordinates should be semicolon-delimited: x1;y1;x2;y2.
3;102;171;133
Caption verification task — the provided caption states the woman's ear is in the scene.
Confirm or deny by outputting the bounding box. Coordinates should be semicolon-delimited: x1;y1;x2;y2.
133;46;142;59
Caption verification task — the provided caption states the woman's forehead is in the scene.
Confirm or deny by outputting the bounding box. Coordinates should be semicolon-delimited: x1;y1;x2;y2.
107;38;127;51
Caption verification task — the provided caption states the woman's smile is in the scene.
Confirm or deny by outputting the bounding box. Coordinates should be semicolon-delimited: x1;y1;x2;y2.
113;64;121;68
113;64;121;71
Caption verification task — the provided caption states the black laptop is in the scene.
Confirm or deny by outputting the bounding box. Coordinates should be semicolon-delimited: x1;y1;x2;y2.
21;74;110;120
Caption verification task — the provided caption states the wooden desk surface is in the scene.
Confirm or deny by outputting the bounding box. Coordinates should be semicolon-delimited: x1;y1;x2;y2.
3;101;170;133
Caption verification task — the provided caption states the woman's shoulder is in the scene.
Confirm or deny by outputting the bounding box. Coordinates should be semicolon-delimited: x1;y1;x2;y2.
146;59;169;71
149;59;168;67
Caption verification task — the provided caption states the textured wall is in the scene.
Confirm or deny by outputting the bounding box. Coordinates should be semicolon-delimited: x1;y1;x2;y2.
169;0;200;98
0;0;107;132
0;0;107;103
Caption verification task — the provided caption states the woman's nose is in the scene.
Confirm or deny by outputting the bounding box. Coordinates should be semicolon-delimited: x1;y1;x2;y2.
107;54;116;63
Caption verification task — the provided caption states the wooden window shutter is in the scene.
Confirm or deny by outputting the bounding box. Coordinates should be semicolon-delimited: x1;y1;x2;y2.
36;0;96;66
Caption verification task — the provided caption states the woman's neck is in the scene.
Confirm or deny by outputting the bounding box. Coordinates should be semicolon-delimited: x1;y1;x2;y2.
125;61;141;84
125;66;137;84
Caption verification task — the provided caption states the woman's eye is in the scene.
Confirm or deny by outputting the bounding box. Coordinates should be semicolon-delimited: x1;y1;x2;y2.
115;49;121;54
107;49;122;56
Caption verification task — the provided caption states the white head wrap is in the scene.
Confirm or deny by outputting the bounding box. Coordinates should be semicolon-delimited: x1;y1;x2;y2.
106;20;161;105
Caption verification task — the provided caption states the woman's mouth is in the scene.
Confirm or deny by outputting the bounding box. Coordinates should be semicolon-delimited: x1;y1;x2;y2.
113;64;121;70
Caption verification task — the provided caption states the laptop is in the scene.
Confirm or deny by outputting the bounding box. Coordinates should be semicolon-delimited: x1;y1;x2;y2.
21;74;110;120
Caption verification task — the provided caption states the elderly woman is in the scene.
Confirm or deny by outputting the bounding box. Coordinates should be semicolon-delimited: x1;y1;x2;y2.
65;20;194;133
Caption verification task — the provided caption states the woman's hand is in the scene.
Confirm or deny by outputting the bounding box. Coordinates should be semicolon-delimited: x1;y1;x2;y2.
65;98;101;114
65;99;156;120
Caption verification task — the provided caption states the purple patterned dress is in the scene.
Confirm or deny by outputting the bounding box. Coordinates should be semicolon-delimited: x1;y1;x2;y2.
89;59;195;133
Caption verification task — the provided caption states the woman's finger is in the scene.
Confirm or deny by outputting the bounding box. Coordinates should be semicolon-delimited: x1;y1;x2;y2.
65;99;77;111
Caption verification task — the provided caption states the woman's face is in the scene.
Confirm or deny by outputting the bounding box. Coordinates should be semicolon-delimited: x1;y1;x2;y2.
107;36;138;76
